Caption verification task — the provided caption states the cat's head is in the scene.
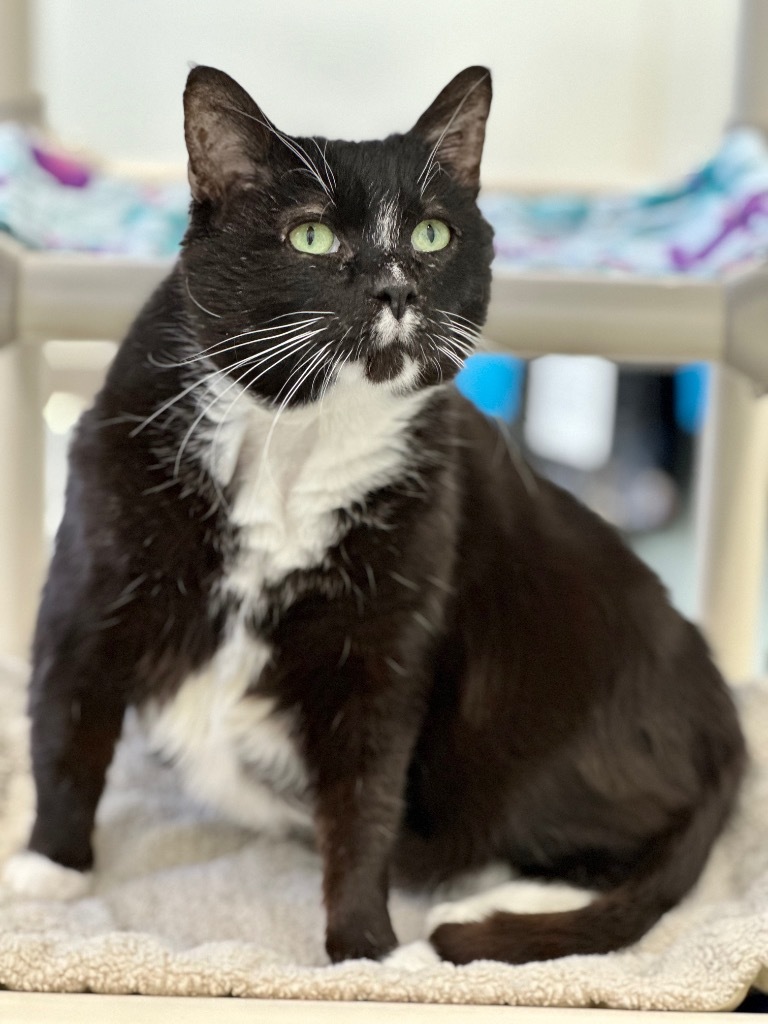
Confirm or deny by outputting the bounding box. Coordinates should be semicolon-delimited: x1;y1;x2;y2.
180;65;493;405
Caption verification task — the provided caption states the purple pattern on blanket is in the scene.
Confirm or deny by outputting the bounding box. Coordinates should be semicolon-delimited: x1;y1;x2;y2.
31;145;91;188
1;122;768;276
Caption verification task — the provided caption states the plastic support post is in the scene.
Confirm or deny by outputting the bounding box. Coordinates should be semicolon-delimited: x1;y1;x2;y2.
693;365;768;683
0;341;45;657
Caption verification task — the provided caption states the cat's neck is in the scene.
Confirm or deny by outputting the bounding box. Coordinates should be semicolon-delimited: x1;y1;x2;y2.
195;360;437;582
202;358;430;486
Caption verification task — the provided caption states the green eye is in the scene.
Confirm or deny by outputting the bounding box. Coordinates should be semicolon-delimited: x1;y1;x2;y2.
288;222;338;254
411;219;451;252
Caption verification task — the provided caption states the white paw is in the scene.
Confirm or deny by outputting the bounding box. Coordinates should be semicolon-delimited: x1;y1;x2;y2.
426;878;595;931
2;851;92;901
384;940;442;971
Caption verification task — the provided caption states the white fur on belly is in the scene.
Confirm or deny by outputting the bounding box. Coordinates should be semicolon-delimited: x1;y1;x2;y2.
426;878;596;931
145;624;310;836
3;850;92;900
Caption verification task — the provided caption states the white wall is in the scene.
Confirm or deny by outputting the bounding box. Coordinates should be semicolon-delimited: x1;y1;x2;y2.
32;0;739;190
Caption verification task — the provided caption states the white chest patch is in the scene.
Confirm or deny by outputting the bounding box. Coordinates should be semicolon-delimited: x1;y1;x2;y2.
147;359;431;832
205;357;428;608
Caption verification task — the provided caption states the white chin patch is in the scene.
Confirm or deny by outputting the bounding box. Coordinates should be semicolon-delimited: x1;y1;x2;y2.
2;850;92;901
374;307;418;348
426;878;596;932
387;354;422;394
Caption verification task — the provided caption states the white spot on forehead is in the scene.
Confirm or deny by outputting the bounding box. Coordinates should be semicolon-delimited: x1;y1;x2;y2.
388;261;407;284
372;193;400;250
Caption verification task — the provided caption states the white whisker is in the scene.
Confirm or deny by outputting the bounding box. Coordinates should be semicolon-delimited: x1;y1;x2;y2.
437;309;482;330
417;71;490;197
177;332;324;476
311;137;337;191
173;318;330;367
225;105;334;202
185;276;222;319
258;343;333;491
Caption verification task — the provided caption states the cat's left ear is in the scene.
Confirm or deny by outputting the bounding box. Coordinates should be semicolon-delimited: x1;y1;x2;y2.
409;66;492;195
183;65;272;203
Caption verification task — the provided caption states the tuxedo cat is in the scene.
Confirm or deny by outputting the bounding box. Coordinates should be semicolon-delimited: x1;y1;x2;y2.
5;65;745;966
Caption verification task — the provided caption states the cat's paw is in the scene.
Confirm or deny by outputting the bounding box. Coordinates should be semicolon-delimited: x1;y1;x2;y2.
384;940;442;971
2;851;92;901
326;916;398;963
427;878;595;931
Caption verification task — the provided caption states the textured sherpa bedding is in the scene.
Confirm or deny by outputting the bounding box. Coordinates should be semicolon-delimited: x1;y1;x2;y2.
0;654;767;1009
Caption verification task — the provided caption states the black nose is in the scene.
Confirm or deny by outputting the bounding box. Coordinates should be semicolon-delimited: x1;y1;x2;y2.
374;283;418;321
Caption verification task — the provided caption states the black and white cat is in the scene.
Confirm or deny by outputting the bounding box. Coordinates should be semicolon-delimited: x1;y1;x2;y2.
4;66;745;966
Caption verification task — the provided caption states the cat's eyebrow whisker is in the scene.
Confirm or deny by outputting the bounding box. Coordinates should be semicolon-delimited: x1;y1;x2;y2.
225;104;334;203
417;70;490;196
420;160;442;197
310;137;337;192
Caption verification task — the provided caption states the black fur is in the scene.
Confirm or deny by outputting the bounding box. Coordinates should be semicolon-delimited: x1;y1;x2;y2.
22;66;745;967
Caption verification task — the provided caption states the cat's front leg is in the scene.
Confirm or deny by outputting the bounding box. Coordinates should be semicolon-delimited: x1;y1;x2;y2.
4;628;127;897
308;654;425;963
26;666;126;874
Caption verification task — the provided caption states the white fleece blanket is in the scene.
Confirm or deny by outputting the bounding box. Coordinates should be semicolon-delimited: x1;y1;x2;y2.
0;653;767;1010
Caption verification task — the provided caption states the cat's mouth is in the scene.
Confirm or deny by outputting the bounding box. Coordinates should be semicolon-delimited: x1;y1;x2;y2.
372;307;419;350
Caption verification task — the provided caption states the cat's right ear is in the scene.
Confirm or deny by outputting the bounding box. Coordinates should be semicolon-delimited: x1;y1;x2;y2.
183;66;272;203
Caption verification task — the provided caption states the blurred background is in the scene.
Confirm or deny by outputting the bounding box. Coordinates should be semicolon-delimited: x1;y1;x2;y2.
32;0;737;188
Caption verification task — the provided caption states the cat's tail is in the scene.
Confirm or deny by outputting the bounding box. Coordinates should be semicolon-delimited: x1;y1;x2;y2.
429;757;744;965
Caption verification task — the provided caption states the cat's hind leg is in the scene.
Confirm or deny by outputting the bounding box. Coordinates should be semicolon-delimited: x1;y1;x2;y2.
385;871;595;971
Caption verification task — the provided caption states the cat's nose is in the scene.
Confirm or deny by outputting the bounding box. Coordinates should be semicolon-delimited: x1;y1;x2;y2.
373;282;418;321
